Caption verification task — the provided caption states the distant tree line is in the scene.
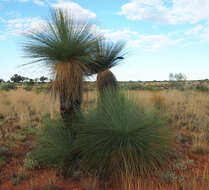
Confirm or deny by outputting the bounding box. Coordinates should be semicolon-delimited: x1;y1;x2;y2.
0;74;50;84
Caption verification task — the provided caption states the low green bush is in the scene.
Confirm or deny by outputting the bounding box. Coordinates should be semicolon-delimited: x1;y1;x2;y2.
23;84;34;91
23;152;39;169
73;91;173;182
32;115;73;169
33;84;51;93
0;83;17;91
195;84;209;92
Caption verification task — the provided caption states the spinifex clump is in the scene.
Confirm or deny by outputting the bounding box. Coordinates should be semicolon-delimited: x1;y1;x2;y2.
73;90;173;184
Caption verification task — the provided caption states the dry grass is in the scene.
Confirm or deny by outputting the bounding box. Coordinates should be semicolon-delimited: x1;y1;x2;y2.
190;135;209;154
0;89;208;133
127;90;209;132
0;89;59;126
0;88;208;190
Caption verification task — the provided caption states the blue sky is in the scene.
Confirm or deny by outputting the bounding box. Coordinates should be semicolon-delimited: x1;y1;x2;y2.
0;0;209;81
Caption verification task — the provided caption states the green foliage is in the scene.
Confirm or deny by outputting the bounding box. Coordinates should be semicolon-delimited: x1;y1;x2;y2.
23;82;34;91
90;40;126;74
0;79;5;83
0;83;17;91
39;76;48;83
124;83;144;90
10;74;26;83
12;177;21;186
23;152;39;169
73;91;173;182
32;116;73;169
0;155;7;167
120;83;162;91
33;84;50;93
23;9;99;69
195;83;209;92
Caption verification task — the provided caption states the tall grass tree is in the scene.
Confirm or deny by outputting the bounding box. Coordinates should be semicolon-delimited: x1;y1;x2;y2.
92;40;126;94
23;9;100;126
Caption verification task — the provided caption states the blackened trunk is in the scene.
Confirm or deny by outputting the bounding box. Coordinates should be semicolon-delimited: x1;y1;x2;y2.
53;62;84;134
60;92;82;126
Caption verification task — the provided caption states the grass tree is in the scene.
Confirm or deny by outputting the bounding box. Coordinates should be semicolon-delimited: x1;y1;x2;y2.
93;40;126;94
73;91;173;184
23;9;100;126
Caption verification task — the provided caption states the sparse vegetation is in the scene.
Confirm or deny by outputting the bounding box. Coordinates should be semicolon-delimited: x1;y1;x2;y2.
0;82;17;91
0;87;208;190
0;7;209;190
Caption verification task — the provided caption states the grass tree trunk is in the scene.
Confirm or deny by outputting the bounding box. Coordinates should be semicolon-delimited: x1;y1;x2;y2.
53;62;83;128
96;69;118;94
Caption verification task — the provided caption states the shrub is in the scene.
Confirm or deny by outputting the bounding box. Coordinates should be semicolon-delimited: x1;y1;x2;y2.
126;83;144;90
32;116;73;170
23;84;34;91
33;84;50;94
0;83;17;91
23;152;39;169
73;91;173;183
0;155;7;167
195;84;209;92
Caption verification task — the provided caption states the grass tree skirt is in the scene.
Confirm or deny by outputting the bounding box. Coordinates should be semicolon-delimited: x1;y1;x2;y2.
96;69;118;94
52;62;84;126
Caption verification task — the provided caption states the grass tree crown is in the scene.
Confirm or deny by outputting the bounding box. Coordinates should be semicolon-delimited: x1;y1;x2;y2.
23;9;101;69
90;40;126;74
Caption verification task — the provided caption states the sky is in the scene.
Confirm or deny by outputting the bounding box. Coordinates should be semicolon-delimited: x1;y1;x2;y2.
0;0;209;81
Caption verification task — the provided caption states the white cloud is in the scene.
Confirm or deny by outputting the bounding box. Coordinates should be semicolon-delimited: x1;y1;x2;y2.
128;34;183;51
185;25;203;36
7;17;46;35
102;29;138;41
0;35;6;39
0;0;44;6
199;25;209;41
19;0;44;6
183;23;209;41
98;27;183;51
51;1;96;20
118;0;209;24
